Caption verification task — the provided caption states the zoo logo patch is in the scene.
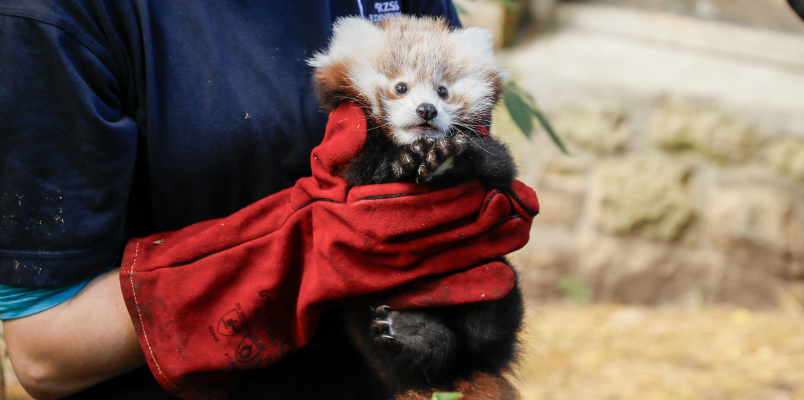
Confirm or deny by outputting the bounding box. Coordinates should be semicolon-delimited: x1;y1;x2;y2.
366;1;401;22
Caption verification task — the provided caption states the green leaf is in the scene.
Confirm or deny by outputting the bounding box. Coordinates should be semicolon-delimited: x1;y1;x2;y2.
490;0;519;9
558;276;592;305
531;105;569;155
454;2;469;15
506;80;535;103
504;81;569;155
503;88;534;139
432;392;464;400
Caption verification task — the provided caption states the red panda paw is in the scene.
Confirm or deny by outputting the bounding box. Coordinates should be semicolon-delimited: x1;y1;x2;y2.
392;148;421;178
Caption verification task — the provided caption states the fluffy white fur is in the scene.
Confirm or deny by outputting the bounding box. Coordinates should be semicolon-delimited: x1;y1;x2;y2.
309;16;508;145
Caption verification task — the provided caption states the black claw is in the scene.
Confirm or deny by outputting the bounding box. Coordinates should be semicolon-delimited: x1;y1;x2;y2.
375;305;390;317
371;319;390;332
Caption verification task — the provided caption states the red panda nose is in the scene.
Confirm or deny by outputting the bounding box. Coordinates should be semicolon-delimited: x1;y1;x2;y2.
416;103;438;121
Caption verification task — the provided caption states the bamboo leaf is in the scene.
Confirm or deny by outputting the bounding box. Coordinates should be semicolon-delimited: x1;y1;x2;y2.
503;88;534;139
432;393;464;400
507;80;535;104
505;81;569;154
531;105;569;154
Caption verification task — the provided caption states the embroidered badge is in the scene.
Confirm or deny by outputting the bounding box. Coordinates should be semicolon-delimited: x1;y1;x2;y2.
367;1;401;22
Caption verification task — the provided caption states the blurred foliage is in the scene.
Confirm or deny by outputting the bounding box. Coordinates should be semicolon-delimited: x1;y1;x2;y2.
454;0;518;15
504;81;568;153
432;392;463;400
557;276;592;305
791;0;804;21
455;0;567;151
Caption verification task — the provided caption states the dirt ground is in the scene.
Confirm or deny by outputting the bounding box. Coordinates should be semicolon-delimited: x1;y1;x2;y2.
516;301;804;400
4;300;804;400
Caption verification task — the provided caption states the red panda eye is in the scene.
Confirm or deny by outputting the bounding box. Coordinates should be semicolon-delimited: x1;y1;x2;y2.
437;86;448;99
395;83;408;95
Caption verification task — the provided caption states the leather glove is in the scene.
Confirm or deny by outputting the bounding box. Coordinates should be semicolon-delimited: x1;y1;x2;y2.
119;102;539;400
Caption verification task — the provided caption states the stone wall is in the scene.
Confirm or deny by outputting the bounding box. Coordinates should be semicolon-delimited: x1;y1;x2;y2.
495;4;804;308
501;98;804;308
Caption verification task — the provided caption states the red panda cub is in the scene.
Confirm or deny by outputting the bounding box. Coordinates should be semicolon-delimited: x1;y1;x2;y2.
310;16;523;400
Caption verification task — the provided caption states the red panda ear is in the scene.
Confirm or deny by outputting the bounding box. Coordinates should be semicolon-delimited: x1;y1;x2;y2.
309;17;385;109
448;26;509;103
450;27;496;61
312;61;353;110
490;69;508;104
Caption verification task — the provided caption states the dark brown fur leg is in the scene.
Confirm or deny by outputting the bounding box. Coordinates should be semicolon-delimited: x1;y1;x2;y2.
393;372;518;400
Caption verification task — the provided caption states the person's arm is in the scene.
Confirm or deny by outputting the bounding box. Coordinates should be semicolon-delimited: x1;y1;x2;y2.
0;9;142;399
4;268;145;400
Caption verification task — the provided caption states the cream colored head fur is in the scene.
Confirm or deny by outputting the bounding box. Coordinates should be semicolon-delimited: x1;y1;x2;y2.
309;16;508;145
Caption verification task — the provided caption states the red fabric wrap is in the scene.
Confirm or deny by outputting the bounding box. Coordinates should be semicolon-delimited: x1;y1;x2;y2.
119;103;539;400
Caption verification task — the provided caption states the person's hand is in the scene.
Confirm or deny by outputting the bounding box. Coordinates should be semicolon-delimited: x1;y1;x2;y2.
120;102;538;400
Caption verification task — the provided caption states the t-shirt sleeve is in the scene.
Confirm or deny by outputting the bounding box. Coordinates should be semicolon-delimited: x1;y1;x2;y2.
0;12;137;287
0;279;91;320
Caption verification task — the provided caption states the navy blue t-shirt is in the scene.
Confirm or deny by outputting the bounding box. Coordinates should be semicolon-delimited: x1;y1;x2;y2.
1;1;460;397
0;0;459;288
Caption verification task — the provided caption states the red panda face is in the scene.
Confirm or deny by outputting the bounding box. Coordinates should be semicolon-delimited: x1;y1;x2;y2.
309;16;507;145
